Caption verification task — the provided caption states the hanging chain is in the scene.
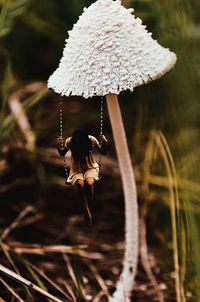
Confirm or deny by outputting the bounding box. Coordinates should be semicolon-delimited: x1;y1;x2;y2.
98;96;104;179
100;96;103;137
59;97;63;138
59;96;69;184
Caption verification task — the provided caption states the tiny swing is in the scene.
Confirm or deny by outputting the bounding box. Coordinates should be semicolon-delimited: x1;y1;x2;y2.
58;97;104;184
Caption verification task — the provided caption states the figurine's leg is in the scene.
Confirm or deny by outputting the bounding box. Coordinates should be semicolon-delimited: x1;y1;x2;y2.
76;179;92;226
84;177;95;202
84;177;95;224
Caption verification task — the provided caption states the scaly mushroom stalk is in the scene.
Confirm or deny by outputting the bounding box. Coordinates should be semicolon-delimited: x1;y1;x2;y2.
106;94;138;301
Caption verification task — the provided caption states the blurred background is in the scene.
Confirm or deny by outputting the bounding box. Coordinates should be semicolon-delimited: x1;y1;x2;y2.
0;0;200;301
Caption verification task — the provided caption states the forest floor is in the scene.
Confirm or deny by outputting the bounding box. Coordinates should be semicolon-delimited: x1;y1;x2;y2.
0;148;176;302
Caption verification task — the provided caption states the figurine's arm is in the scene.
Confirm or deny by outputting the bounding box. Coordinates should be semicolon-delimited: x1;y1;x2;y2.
56;137;68;157
95;134;108;155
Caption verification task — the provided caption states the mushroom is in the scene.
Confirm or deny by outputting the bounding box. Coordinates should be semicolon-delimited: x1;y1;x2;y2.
47;0;177;300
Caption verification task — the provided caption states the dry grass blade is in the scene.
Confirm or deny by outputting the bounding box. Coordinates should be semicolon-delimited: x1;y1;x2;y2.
62;253;86;300
3;82;48;129
15;213;43;228
0;264;31;286
140;210;165;302
6;243;103;259
140;136;164;302
7;243;86;254
58;279;76;302
0;159;7;173
22;259;51;298
0;241;34;301
0;276;25;302
88;263;110;298
1;205;36;240
1;61;12;117
0;177;35;193
8;95;35;151
19;82;46;94
159;131;180;214
31;284;65;302
62;253;79;289
93;291;104;302
26;261;72;300
0;0;8;36
78;250;103;259
0;264;64;302
158;131;186;302
1;81;47;149
153;130;184;302
0;240;19;274
147;174;200;195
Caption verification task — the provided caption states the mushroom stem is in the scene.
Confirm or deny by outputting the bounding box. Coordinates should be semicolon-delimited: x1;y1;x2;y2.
106;93;138;301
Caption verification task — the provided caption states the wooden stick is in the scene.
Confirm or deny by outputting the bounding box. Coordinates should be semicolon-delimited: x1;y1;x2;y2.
0;264;64;302
106;94;138;301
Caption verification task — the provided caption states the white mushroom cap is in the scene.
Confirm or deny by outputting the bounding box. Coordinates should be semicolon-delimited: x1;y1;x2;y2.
48;0;177;99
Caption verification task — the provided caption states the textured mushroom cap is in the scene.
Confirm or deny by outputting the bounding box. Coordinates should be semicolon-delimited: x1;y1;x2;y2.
48;0;177;99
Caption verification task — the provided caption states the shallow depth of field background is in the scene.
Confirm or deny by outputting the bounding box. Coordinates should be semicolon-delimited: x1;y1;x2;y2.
0;0;200;301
